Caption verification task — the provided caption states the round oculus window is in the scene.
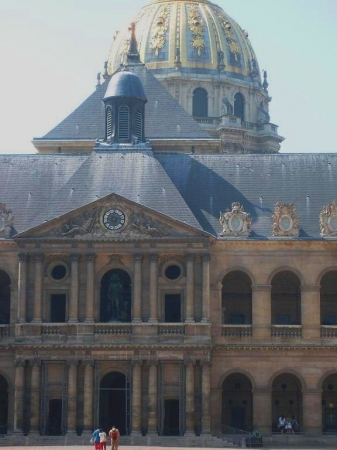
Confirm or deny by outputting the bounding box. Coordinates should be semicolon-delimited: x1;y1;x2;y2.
165;264;181;280
229;216;242;232
279;215;293;232
103;209;125;230
51;265;67;281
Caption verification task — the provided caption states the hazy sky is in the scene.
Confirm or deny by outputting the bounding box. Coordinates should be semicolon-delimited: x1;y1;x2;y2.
0;0;336;154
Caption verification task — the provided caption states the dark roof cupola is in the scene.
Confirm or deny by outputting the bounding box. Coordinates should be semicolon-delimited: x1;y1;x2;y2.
103;70;147;145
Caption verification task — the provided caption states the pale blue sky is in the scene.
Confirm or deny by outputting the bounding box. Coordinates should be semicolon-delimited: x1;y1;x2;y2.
0;0;336;154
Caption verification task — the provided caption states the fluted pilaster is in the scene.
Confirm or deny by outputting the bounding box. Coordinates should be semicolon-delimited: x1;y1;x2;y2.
69;254;80;323
131;360;142;435
133;254;143;322
201;254;211;323
147;360;158;435
17;253;28;323
185;254;195;323
85;254;96;323
149;255;158;322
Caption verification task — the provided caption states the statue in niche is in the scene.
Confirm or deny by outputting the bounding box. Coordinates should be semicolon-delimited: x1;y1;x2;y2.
108;273;126;321
221;96;233;116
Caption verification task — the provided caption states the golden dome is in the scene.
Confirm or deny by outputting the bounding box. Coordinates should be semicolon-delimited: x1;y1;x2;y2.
108;0;261;83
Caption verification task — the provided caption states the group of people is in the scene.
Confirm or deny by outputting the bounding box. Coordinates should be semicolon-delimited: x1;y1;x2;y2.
92;426;120;450
278;415;298;434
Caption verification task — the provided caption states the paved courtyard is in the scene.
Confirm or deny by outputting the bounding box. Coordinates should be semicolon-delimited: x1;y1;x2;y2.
1;446;332;450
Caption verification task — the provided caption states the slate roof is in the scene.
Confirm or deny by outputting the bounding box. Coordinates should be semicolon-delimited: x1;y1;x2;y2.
37;65;211;141
0;152;202;234
1;152;336;239
156;153;337;238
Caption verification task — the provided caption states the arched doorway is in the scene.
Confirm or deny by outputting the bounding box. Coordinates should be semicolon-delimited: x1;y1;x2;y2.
100;372;130;435
320;271;337;325
0;270;10;325
272;373;302;431
100;269;131;322
222;373;253;431
322;374;337;432
0;374;8;434
222;271;252;324
271;271;301;325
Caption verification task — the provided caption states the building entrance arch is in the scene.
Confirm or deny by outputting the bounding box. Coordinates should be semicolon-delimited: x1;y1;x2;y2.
322;373;337;432
99;371;130;435
222;373;253;431
272;373;302;431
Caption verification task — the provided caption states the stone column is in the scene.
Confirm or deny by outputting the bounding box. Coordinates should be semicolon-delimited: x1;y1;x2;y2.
185;360;196;435
201;360;211;434
69;254;80;323
252;285;272;339
85;254;96;323
133;254;143;322
185;254;195;323
201;254;211;323
67;360;78;433
13;359;25;433
29;360;41;433
301;285;321;339
131;360;142;435
252;388;272;435
147;361;158;435
17;253;28;323
149;255;158;323
83;360;94;433
32;254;44;323
302;389;322;435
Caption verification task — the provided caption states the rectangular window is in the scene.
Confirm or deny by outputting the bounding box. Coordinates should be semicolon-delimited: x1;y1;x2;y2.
50;294;66;323
164;294;181;323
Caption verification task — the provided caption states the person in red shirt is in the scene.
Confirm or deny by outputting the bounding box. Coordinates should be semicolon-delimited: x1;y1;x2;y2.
109;426;120;450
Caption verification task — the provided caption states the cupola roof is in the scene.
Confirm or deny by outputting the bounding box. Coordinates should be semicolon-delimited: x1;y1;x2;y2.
104;70;147;102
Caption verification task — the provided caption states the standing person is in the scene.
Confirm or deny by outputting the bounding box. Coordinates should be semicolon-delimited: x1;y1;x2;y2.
93;427;101;450
291;415;298;433
278;415;286;434
109;426;120;450
99;428;107;450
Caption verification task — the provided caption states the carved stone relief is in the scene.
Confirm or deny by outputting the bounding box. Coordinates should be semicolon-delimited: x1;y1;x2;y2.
219;202;251;237
0;203;14;238
38;202;188;240
320;200;337;236
272;203;300;237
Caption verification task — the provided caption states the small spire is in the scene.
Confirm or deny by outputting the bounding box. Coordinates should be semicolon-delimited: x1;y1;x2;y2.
96;72;101;89
263;70;269;92
103;61;109;80
126;22;141;64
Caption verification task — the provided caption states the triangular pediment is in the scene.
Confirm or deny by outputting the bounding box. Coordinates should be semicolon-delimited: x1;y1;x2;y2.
15;194;210;241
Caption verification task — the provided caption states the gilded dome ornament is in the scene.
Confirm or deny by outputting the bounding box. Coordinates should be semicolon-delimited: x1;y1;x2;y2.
188;4;206;56
150;7;170;56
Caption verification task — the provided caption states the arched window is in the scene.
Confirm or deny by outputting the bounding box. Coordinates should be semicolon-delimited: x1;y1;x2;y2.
106;105;113;139
320;271;337;325
135;107;143;141
118;105;130;141
271;271;301;325
192;87;208;117
222;271;252;324
234;93;245;121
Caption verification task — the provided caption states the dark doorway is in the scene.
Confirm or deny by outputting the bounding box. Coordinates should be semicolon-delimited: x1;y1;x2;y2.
231;407;245;430
100;372;128;435
100;270;131;322
0;271;10;324
50;294;66;322
0;375;8;434
48;399;62;435
165;294;181;322
324;408;337;432
164;399;179;436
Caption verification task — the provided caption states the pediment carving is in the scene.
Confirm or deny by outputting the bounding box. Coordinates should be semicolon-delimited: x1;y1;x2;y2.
37;202;190;240
272;203;299;237
320;200;337;236
0;203;14;239
219;202;251;237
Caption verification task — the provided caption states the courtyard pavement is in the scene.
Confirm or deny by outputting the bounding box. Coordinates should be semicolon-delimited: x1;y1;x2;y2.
0;446;332;450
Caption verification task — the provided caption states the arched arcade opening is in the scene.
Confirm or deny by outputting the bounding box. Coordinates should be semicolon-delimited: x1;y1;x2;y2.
272;373;302;432
222;373;253;432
